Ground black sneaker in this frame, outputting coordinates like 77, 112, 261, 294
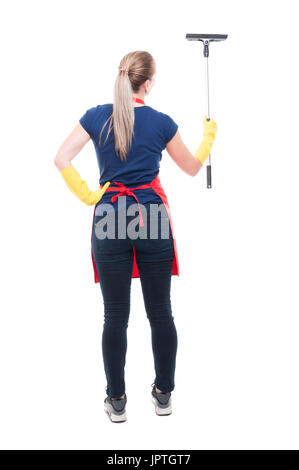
104, 392, 127, 423
151, 383, 172, 416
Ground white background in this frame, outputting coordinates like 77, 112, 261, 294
0, 0, 298, 450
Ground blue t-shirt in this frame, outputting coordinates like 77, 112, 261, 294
79, 103, 178, 209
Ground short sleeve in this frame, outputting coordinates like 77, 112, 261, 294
79, 106, 99, 139
163, 114, 178, 145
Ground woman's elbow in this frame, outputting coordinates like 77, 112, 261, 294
53, 156, 63, 170
190, 168, 199, 177
54, 153, 69, 171
189, 160, 202, 176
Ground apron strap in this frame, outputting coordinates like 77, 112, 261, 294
105, 181, 149, 227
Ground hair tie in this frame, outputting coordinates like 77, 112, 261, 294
119, 66, 129, 74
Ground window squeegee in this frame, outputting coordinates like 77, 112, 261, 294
186, 34, 228, 188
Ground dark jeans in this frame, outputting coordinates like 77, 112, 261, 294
92, 199, 178, 398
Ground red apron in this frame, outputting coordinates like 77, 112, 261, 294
91, 172, 179, 282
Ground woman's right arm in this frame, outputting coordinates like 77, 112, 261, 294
166, 117, 217, 176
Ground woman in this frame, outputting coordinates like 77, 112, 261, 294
54, 50, 217, 423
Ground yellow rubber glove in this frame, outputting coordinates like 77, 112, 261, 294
193, 116, 217, 165
60, 164, 110, 205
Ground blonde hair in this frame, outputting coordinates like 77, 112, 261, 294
99, 51, 156, 161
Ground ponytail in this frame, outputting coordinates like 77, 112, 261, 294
99, 51, 155, 161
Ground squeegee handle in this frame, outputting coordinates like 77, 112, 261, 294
207, 163, 212, 188
205, 117, 212, 188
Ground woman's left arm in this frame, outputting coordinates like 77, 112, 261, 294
54, 123, 110, 205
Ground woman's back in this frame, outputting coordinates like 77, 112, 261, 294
79, 103, 178, 206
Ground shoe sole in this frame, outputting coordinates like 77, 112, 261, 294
104, 403, 127, 423
151, 395, 172, 416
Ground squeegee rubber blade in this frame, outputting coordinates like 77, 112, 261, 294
186, 34, 227, 41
